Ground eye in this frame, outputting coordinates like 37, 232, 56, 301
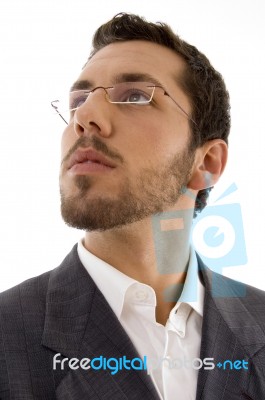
121, 89, 151, 103
69, 91, 89, 110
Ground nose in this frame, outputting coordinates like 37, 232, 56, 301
73, 88, 112, 138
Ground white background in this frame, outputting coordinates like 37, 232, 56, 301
0, 0, 264, 292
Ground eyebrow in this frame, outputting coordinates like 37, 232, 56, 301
69, 72, 164, 92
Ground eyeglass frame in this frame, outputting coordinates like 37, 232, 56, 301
51, 81, 198, 127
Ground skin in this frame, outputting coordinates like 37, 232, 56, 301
60, 40, 228, 325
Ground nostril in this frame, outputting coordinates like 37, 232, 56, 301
73, 121, 85, 137
89, 121, 101, 130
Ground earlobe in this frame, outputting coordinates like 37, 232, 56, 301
187, 139, 228, 190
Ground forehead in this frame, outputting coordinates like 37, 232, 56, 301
77, 40, 187, 88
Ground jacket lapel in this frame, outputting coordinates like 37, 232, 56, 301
42, 245, 160, 399
42, 245, 265, 399
196, 258, 265, 400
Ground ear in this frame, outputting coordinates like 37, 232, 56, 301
187, 139, 228, 190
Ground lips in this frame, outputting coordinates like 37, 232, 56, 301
67, 148, 117, 171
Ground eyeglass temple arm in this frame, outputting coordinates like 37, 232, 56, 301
162, 91, 198, 127
51, 101, 68, 125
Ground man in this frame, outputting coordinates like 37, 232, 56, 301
0, 12, 264, 400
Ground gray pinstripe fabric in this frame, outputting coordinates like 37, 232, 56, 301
0, 244, 265, 399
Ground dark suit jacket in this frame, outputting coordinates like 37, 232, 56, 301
0, 244, 265, 399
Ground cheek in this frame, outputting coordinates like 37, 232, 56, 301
124, 118, 188, 169
61, 125, 76, 160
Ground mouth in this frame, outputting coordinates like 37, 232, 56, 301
67, 148, 117, 174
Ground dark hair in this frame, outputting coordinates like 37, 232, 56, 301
89, 13, 231, 216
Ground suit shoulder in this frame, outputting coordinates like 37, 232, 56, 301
208, 270, 265, 324
202, 264, 265, 301
244, 280, 265, 297
222, 272, 265, 301
0, 244, 80, 310
0, 269, 51, 311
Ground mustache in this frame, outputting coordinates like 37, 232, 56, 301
61, 136, 124, 167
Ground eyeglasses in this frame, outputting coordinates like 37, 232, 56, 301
51, 81, 197, 126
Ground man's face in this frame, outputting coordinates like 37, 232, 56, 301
60, 40, 195, 231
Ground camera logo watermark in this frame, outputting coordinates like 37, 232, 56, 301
151, 182, 248, 299
192, 184, 247, 272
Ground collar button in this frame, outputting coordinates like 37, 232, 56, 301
135, 290, 148, 301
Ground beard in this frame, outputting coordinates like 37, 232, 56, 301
60, 140, 195, 232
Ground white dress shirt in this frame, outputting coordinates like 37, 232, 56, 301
78, 239, 204, 400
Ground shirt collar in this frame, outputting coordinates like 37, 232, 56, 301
77, 239, 204, 320
175, 247, 204, 317
77, 239, 137, 318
